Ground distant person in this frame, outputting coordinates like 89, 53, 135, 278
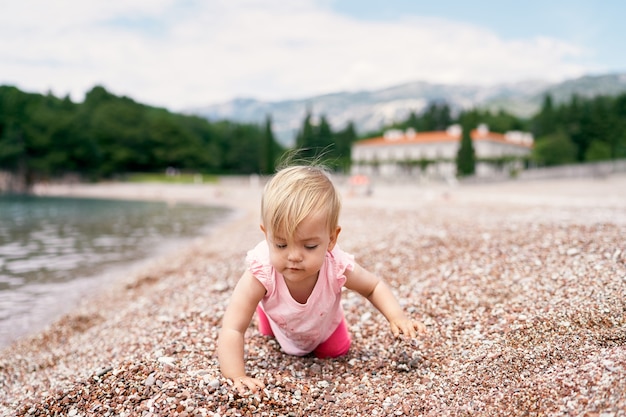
217, 164, 426, 393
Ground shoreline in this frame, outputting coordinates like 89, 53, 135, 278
2, 175, 625, 416
0, 183, 253, 348
31, 179, 264, 210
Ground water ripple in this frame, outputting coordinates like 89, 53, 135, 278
0, 195, 230, 346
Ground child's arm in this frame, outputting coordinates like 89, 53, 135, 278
345, 262, 426, 338
217, 269, 267, 393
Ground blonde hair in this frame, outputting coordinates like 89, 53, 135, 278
261, 165, 341, 239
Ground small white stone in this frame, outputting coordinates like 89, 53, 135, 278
144, 372, 156, 386
157, 356, 176, 366
317, 380, 330, 388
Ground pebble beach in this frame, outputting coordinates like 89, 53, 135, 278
1, 175, 625, 416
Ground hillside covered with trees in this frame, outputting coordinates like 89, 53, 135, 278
0, 85, 284, 189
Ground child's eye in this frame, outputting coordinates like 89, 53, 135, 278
275, 243, 287, 249
305, 245, 319, 250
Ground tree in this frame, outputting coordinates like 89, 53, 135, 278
0, 87, 29, 177
0, 86, 77, 186
295, 110, 316, 160
613, 94, 626, 159
334, 121, 357, 172
585, 140, 611, 161
533, 94, 557, 137
261, 115, 277, 174
405, 111, 419, 130
574, 96, 611, 162
421, 101, 452, 131
532, 131, 577, 166
456, 123, 475, 177
315, 115, 334, 158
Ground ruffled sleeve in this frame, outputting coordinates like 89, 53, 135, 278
327, 244, 355, 292
245, 240, 276, 295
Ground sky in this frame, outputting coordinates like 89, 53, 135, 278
1, 0, 625, 111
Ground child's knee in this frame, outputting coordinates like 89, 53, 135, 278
314, 338, 351, 359
313, 320, 351, 358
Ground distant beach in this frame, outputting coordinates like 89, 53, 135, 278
1, 174, 625, 416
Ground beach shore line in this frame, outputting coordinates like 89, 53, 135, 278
2, 175, 625, 416
26, 173, 626, 226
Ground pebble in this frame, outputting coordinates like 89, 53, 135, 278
144, 373, 157, 386
157, 356, 177, 366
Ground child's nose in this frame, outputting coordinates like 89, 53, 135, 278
287, 249, 302, 262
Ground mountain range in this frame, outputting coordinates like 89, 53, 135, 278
188, 72, 626, 147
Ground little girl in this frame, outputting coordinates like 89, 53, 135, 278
217, 165, 426, 393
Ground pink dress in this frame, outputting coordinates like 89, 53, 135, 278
246, 240, 355, 356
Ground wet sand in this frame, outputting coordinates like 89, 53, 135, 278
1, 175, 625, 416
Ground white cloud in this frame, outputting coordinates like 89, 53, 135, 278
0, 0, 590, 110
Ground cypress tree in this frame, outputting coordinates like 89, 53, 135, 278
296, 110, 316, 160
261, 115, 276, 174
316, 115, 333, 156
533, 94, 557, 137
456, 124, 475, 177
335, 121, 357, 172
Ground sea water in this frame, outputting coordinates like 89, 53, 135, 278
0, 195, 231, 347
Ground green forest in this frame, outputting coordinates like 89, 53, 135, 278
1, 84, 625, 189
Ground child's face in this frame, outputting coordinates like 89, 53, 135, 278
262, 212, 340, 286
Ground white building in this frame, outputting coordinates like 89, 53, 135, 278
351, 124, 534, 180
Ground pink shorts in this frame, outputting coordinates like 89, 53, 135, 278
256, 306, 351, 358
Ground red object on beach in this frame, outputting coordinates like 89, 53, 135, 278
349, 175, 370, 186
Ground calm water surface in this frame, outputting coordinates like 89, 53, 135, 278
0, 195, 231, 347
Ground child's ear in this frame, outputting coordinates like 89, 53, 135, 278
260, 224, 267, 237
328, 226, 341, 251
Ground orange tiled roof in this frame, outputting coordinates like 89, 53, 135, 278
355, 129, 532, 148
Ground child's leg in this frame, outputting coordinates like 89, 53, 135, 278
314, 319, 351, 359
256, 305, 274, 336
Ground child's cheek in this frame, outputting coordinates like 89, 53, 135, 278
269, 251, 284, 270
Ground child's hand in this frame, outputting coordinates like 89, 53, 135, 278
232, 375, 265, 394
390, 318, 427, 338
